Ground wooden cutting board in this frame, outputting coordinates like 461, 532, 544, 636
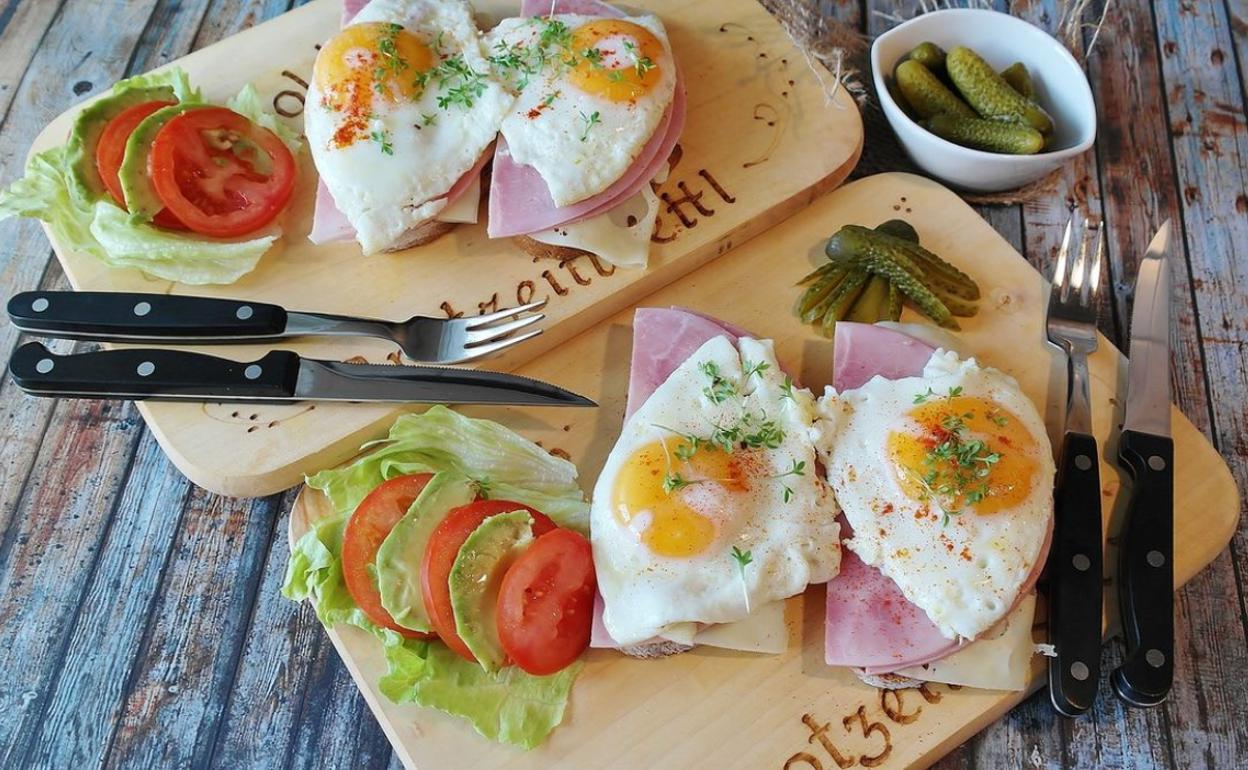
28, 0, 862, 497
289, 172, 1240, 770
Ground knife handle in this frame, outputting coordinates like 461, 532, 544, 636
7, 291, 287, 342
8, 342, 299, 401
1047, 430, 1104, 717
1111, 429, 1174, 707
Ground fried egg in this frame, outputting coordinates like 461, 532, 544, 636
817, 350, 1055, 642
305, 0, 513, 254
591, 336, 842, 646
487, 13, 677, 206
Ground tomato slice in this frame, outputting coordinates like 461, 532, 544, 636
94, 100, 187, 230
421, 500, 558, 662
147, 106, 296, 238
496, 528, 596, 675
341, 474, 435, 639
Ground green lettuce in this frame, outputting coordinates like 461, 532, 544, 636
0, 67, 296, 286
307, 406, 591, 532
283, 408, 589, 749
226, 83, 302, 151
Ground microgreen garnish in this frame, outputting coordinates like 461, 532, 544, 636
699, 361, 736, 404
541, 90, 560, 107
780, 375, 796, 401
731, 546, 753, 612
742, 360, 771, 380
662, 472, 692, 494
415, 55, 488, 110
578, 110, 601, 141
473, 478, 492, 499
370, 127, 394, 155
582, 46, 604, 68
985, 408, 1009, 427
421, 112, 437, 126
770, 459, 807, 503
914, 403, 1003, 525
372, 23, 409, 94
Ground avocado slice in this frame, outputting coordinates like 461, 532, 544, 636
450, 510, 535, 673
375, 473, 477, 633
65, 85, 177, 198
118, 102, 210, 223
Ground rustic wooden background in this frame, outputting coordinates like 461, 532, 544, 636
0, 0, 1243, 768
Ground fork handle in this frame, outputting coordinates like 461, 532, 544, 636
8, 291, 288, 343
1047, 430, 1105, 717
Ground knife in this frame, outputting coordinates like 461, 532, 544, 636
1111, 220, 1175, 708
8, 342, 596, 407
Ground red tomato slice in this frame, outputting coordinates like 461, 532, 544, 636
94, 99, 187, 230
341, 474, 435, 639
147, 106, 296, 238
421, 500, 557, 662
496, 528, 596, 675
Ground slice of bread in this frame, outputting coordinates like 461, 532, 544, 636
855, 670, 924, 690
512, 234, 592, 261
619, 639, 694, 659
383, 219, 457, 252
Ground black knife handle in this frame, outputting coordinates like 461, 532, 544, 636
1047, 430, 1105, 717
7, 291, 287, 342
9, 342, 299, 401
1112, 429, 1174, 708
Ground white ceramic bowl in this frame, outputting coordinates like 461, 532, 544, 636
871, 8, 1096, 192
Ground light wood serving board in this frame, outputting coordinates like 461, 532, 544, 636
29, 0, 863, 497
289, 172, 1239, 770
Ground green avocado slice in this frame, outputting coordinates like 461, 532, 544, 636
450, 510, 535, 673
375, 472, 477, 633
65, 85, 176, 199
118, 102, 211, 223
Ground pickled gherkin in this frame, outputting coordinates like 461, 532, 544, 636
894, 59, 977, 120
1000, 61, 1035, 99
905, 42, 947, 73
923, 113, 1044, 155
945, 46, 1053, 133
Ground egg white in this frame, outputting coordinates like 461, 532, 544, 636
488, 13, 677, 207
592, 336, 841, 647
305, 0, 513, 254
817, 350, 1055, 642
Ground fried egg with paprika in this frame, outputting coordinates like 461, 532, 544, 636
591, 336, 842, 647
305, 0, 513, 254
818, 350, 1055, 642
487, 12, 677, 206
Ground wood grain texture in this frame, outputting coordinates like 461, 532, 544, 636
0, 1, 1245, 769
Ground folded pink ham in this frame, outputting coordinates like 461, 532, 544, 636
487, 0, 687, 238
824, 322, 1052, 673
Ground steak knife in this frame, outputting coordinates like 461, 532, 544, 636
8, 342, 596, 407
1112, 221, 1175, 707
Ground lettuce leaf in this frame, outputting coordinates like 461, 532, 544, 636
0, 67, 293, 286
226, 83, 302, 151
283, 483, 580, 749
306, 405, 591, 532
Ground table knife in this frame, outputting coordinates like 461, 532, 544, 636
8, 342, 596, 407
1112, 221, 1175, 708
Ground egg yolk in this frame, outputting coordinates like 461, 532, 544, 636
887, 396, 1038, 515
567, 20, 664, 103
611, 440, 746, 557
314, 22, 435, 147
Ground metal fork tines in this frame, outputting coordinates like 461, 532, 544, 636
285, 298, 548, 365
1046, 217, 1105, 433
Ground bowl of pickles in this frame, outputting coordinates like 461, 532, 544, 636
871, 8, 1096, 192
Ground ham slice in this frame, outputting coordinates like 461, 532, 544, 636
488, 1, 686, 238
342, 0, 368, 25
824, 322, 1053, 672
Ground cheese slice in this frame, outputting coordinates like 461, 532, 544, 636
435, 173, 482, 224
694, 599, 789, 654
894, 592, 1038, 691
528, 167, 666, 269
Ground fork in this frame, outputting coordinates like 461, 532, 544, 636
1044, 216, 1106, 717
7, 291, 547, 365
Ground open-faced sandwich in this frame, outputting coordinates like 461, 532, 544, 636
306, 0, 684, 267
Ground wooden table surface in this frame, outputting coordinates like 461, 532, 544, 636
0, 1, 1243, 768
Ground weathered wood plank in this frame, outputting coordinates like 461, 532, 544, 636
1150, 3, 1248, 769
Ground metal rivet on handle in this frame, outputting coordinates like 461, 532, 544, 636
31, 297, 49, 312
1070, 661, 1090, 681
1147, 550, 1165, 567
244, 364, 262, 380
236, 305, 254, 320
1073, 553, 1092, 572
1075, 454, 1093, 471
1148, 455, 1166, 471
136, 361, 155, 377
133, 301, 152, 317
1146, 649, 1166, 668
35, 358, 54, 374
